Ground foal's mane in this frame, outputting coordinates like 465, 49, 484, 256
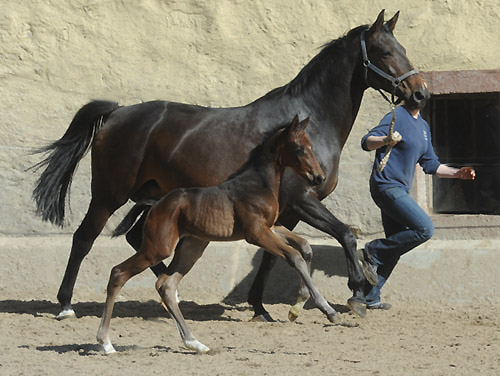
225, 125, 289, 181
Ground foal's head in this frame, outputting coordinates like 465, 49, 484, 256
277, 115, 325, 186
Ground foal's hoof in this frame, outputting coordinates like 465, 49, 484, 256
288, 310, 299, 322
102, 342, 117, 355
347, 297, 367, 318
56, 308, 76, 320
288, 305, 303, 322
249, 312, 275, 322
185, 339, 210, 354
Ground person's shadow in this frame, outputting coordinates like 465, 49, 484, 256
223, 244, 348, 306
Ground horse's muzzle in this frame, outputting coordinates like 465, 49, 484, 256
402, 82, 430, 110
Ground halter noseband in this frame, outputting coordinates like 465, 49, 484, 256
360, 30, 419, 104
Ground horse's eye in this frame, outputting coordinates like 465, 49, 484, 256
383, 51, 392, 58
295, 146, 305, 156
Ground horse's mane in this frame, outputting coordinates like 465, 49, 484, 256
258, 25, 368, 100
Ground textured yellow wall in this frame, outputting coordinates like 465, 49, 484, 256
1, 0, 499, 235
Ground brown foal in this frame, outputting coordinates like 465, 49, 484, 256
96, 115, 340, 354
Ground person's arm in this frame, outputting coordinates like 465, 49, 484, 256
436, 165, 476, 180
363, 132, 402, 151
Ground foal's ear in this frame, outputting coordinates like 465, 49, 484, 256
368, 9, 385, 35
286, 114, 300, 134
385, 11, 399, 32
298, 115, 310, 131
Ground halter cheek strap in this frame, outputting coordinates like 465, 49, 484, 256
360, 30, 419, 105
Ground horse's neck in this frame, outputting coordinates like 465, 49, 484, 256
290, 33, 366, 144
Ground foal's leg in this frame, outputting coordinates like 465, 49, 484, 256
125, 211, 168, 277
248, 215, 298, 322
97, 207, 181, 354
96, 251, 160, 354
249, 227, 340, 324
290, 195, 369, 317
155, 238, 210, 353
272, 225, 312, 322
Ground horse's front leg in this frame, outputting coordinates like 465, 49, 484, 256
290, 194, 370, 318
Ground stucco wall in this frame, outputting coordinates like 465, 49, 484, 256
1, 0, 499, 237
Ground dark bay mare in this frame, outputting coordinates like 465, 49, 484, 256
32, 10, 429, 321
97, 116, 333, 354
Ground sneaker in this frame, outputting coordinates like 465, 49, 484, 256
357, 248, 378, 286
367, 302, 392, 310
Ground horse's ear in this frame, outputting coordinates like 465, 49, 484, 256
385, 11, 399, 32
368, 9, 385, 35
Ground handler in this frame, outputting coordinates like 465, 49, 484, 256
360, 103, 475, 310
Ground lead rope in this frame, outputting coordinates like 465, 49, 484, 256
377, 103, 396, 172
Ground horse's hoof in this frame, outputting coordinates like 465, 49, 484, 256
327, 312, 341, 324
357, 248, 378, 286
347, 297, 367, 318
56, 308, 76, 320
249, 312, 275, 322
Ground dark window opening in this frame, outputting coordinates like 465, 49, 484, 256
423, 92, 500, 214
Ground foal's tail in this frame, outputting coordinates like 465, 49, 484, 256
31, 100, 120, 227
112, 200, 157, 237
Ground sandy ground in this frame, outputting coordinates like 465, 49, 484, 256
0, 293, 499, 376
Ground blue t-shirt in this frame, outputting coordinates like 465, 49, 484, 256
361, 106, 441, 194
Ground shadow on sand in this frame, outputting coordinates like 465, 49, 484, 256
223, 244, 349, 306
1, 244, 351, 320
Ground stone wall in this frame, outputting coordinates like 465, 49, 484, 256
1, 0, 499, 237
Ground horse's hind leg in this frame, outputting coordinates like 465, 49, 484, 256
155, 237, 210, 353
272, 225, 312, 322
56, 199, 121, 319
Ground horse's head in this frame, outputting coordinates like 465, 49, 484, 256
279, 115, 325, 186
362, 10, 429, 109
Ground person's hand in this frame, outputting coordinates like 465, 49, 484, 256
383, 131, 402, 147
457, 166, 475, 180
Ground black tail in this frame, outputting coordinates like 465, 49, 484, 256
112, 200, 157, 237
31, 100, 120, 227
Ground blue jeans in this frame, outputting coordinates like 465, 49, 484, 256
365, 186, 434, 306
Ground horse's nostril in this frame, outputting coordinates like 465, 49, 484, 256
414, 91, 424, 101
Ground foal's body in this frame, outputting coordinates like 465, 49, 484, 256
97, 116, 335, 354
